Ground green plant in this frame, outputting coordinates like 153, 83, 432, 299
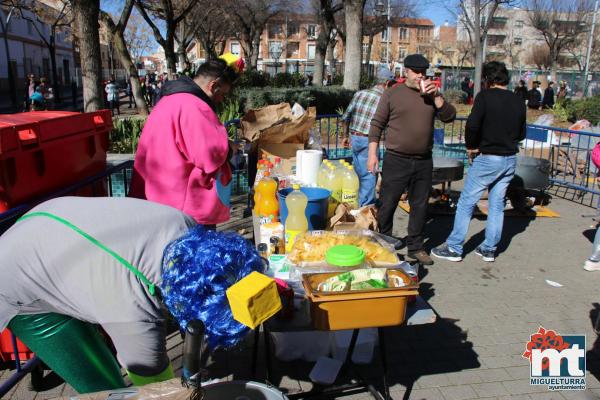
237, 70, 270, 87
443, 89, 466, 105
218, 98, 243, 139
359, 75, 378, 89
552, 100, 571, 123
335, 106, 346, 116
238, 86, 354, 114
110, 116, 146, 154
569, 95, 600, 125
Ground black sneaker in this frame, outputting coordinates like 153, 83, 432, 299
431, 243, 462, 262
475, 246, 495, 262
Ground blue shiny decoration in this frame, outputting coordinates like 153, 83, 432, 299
161, 226, 263, 350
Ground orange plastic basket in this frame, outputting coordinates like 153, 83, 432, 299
302, 269, 419, 331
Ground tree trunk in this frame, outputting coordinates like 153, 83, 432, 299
365, 34, 374, 77
112, 25, 148, 115
250, 32, 261, 70
343, 0, 365, 90
72, 0, 104, 111
177, 44, 188, 70
314, 30, 328, 87
327, 40, 335, 77
0, 14, 17, 109
165, 26, 177, 77
49, 43, 61, 103
473, 0, 482, 96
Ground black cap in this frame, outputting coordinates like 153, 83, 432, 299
403, 54, 430, 70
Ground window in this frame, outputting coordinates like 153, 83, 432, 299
362, 43, 370, 59
27, 20, 33, 35
399, 27, 409, 41
286, 41, 300, 58
287, 22, 299, 37
307, 24, 317, 39
417, 27, 431, 42
381, 27, 390, 41
514, 37, 523, 45
230, 42, 241, 56
515, 20, 524, 28
269, 41, 282, 60
416, 46, 431, 60
307, 44, 316, 60
380, 46, 389, 61
268, 24, 282, 38
398, 47, 407, 60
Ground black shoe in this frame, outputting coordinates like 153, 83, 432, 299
431, 243, 462, 262
407, 250, 434, 265
474, 246, 495, 262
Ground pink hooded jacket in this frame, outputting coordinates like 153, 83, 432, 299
130, 85, 232, 225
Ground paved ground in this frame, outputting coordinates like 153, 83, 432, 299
2, 189, 600, 400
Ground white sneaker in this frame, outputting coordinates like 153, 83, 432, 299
584, 260, 600, 271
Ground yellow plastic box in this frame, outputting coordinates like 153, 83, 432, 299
226, 272, 282, 329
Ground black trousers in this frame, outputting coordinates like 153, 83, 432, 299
377, 152, 432, 252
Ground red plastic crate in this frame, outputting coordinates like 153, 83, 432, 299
0, 329, 34, 362
0, 110, 112, 212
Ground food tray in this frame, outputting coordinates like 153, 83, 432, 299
288, 230, 401, 269
302, 269, 419, 330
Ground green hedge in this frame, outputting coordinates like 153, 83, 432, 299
238, 86, 355, 114
552, 96, 600, 125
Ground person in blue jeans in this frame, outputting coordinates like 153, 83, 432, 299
341, 66, 394, 206
432, 61, 526, 262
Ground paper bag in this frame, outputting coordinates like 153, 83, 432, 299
241, 103, 292, 143
241, 103, 316, 145
330, 204, 378, 231
56, 378, 192, 399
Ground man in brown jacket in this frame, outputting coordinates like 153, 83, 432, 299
367, 54, 456, 265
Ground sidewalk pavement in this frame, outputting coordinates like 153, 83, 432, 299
1, 193, 600, 400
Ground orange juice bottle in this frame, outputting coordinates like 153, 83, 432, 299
284, 184, 308, 253
256, 171, 279, 225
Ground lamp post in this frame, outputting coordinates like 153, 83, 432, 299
375, 0, 391, 68
270, 43, 282, 76
583, 0, 599, 97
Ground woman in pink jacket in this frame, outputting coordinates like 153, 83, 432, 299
130, 58, 241, 227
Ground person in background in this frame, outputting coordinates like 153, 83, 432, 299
126, 79, 135, 108
556, 80, 568, 102
182, 61, 194, 78
130, 55, 244, 228
29, 87, 45, 111
513, 80, 528, 103
341, 66, 394, 207
153, 80, 162, 106
542, 81, 555, 109
367, 54, 456, 265
105, 78, 120, 116
527, 81, 542, 110
24, 74, 38, 111
432, 61, 526, 263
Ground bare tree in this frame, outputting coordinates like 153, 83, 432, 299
124, 10, 154, 61
528, 0, 592, 80
311, 0, 343, 87
362, 0, 415, 75
135, 0, 200, 76
193, 1, 230, 60
221, 0, 283, 70
6, 0, 71, 102
100, 0, 148, 115
72, 0, 103, 111
454, 0, 515, 96
527, 43, 552, 70
175, 16, 195, 68
343, 0, 367, 90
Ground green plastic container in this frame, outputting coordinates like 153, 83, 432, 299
325, 245, 366, 268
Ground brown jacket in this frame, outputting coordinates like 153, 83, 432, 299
368, 84, 456, 157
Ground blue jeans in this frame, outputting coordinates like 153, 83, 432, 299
351, 135, 376, 206
447, 154, 517, 255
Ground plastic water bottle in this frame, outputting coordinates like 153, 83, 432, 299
342, 165, 359, 209
285, 184, 308, 253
